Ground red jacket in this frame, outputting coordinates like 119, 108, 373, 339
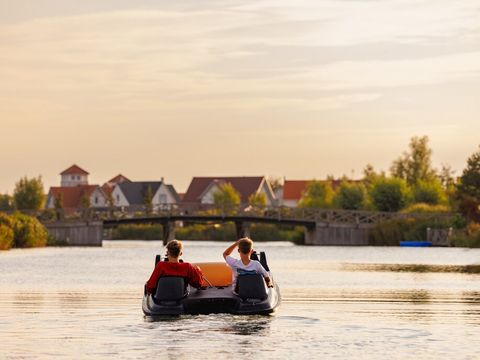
146, 261, 203, 294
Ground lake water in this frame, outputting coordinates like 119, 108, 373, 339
1, 241, 479, 359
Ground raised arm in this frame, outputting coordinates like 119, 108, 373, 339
223, 240, 240, 260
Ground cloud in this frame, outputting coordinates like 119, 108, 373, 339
0, 1, 479, 117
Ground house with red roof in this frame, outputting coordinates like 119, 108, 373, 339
281, 179, 365, 207
46, 165, 108, 213
282, 180, 310, 207
182, 177, 276, 206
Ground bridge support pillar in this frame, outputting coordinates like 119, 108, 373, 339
162, 221, 176, 245
235, 221, 250, 239
304, 226, 316, 245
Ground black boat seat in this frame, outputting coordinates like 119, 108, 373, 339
154, 277, 186, 301
236, 274, 268, 300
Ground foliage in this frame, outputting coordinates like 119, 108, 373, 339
213, 183, 241, 214
369, 216, 458, 246
176, 223, 303, 242
54, 193, 63, 210
298, 180, 333, 209
450, 223, 480, 248
456, 146, 480, 221
143, 185, 153, 215
0, 212, 14, 250
112, 224, 163, 240
248, 192, 267, 209
390, 136, 436, 186
176, 223, 237, 241
369, 177, 410, 212
439, 164, 455, 189
0, 223, 14, 250
412, 179, 447, 205
333, 181, 367, 210
13, 176, 45, 211
0, 194, 13, 211
268, 177, 283, 194
10, 212, 48, 248
0, 212, 48, 248
400, 203, 450, 214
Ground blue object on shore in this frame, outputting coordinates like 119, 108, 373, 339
400, 241, 432, 247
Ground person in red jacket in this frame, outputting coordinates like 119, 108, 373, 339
146, 239, 203, 294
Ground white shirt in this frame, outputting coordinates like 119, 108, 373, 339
225, 255, 269, 288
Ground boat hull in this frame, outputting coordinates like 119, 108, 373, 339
143, 284, 281, 316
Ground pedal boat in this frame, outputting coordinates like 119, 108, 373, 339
142, 252, 281, 316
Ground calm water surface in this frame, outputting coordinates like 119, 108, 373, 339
1, 241, 479, 359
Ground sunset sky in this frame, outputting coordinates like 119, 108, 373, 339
1, 0, 479, 193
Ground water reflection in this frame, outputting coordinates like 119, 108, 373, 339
221, 316, 273, 336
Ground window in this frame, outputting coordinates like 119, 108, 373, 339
71, 175, 74, 180
160, 194, 167, 204
116, 194, 120, 202
94, 197, 98, 204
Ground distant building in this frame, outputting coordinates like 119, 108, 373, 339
182, 177, 276, 206
60, 164, 89, 187
46, 165, 107, 213
111, 180, 179, 209
281, 179, 364, 207
282, 180, 310, 207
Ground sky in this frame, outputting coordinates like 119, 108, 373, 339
1, 0, 479, 193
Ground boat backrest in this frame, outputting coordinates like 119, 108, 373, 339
237, 274, 268, 300
194, 262, 233, 287
154, 277, 186, 301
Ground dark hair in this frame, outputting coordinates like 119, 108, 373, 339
238, 238, 253, 254
166, 240, 183, 258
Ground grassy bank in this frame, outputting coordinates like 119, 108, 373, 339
0, 212, 48, 250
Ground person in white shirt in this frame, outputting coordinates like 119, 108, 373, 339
223, 237, 273, 290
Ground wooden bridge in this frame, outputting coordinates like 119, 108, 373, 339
100, 204, 452, 245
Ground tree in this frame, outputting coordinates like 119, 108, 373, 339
412, 179, 447, 205
369, 177, 411, 212
213, 183, 241, 214
333, 181, 367, 210
13, 176, 45, 211
298, 180, 333, 208
0, 194, 13, 211
54, 193, 64, 220
248, 192, 267, 209
390, 136, 436, 186
268, 177, 283, 194
456, 146, 480, 221
439, 164, 455, 189
143, 185, 153, 215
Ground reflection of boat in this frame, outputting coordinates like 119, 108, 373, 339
142, 252, 281, 316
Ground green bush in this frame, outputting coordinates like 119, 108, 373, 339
0, 223, 14, 250
333, 182, 367, 210
369, 177, 411, 212
400, 203, 450, 214
412, 180, 447, 205
10, 213, 48, 248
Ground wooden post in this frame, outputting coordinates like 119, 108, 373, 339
162, 221, 176, 245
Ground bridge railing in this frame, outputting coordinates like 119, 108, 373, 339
33, 202, 456, 226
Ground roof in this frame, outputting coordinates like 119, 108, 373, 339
182, 177, 265, 203
107, 174, 131, 184
48, 185, 99, 210
283, 180, 310, 200
166, 184, 181, 203
60, 164, 89, 176
117, 181, 163, 205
